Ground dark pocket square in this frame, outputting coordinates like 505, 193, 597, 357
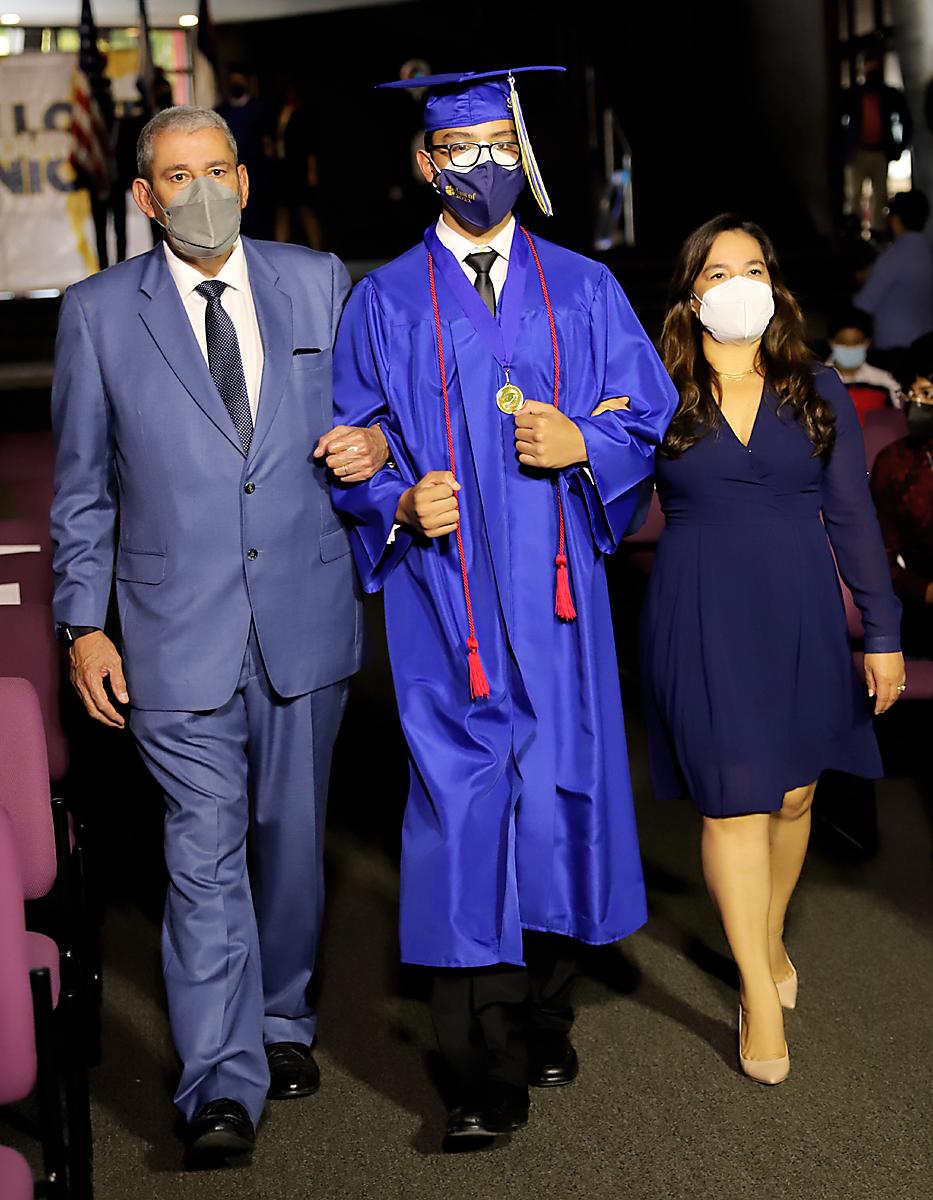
293, 347, 323, 355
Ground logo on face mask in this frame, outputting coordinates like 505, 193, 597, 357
444, 183, 477, 202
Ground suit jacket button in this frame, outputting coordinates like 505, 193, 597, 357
244, 482, 255, 494
247, 548, 258, 560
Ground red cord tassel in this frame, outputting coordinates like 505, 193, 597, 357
554, 553, 577, 621
466, 636, 491, 700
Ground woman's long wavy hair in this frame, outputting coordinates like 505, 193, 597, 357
659, 214, 835, 458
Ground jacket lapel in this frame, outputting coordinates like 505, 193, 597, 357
243, 238, 293, 463
137, 244, 245, 455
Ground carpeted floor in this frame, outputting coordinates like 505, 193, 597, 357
5, 613, 933, 1200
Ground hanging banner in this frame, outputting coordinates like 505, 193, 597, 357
0, 53, 98, 294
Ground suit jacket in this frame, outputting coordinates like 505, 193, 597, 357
50, 237, 362, 711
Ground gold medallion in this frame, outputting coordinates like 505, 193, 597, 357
496, 382, 524, 414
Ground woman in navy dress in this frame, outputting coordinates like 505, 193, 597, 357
642, 216, 905, 1084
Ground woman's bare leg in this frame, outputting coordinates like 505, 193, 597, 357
767, 782, 817, 980
701, 812, 785, 1061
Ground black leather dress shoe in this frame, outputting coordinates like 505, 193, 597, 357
528, 1032, 579, 1088
187, 1099, 255, 1159
445, 1095, 494, 1141
481, 1081, 530, 1133
266, 1042, 321, 1100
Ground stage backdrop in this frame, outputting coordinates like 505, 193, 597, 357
0, 53, 97, 295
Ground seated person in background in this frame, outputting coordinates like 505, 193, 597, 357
854, 190, 933, 381
870, 338, 933, 657
826, 305, 903, 422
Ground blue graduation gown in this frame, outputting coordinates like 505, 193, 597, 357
332, 226, 678, 968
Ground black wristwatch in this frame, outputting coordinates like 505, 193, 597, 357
56, 623, 100, 646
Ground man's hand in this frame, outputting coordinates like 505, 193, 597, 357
69, 631, 128, 728
314, 424, 390, 483
514, 401, 587, 470
396, 471, 461, 538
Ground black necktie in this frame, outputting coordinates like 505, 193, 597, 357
195, 279, 253, 452
464, 250, 498, 316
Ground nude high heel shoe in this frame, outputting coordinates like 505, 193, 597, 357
775, 961, 798, 1010
738, 1005, 790, 1086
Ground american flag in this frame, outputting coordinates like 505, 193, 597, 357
69, 0, 114, 200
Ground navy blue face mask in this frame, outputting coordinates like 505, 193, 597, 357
432, 159, 526, 232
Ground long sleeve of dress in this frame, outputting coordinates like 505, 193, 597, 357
818, 367, 902, 653
571, 269, 679, 553
331, 279, 417, 593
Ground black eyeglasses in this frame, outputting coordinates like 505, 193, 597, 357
428, 140, 521, 170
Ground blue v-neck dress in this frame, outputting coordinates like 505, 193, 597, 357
641, 365, 902, 817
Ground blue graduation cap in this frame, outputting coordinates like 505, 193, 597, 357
376, 66, 566, 216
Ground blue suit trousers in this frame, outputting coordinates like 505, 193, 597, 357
131, 627, 348, 1126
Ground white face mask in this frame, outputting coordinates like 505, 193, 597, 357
694, 275, 775, 345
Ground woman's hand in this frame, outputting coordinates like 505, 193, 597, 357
863, 651, 907, 715
591, 395, 630, 416
314, 424, 389, 482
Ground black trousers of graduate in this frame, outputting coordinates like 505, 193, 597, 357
431, 932, 577, 1091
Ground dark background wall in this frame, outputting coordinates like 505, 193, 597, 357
214, 0, 842, 262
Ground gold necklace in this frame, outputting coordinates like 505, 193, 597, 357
716, 366, 759, 382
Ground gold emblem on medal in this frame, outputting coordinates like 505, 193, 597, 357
496, 382, 524, 414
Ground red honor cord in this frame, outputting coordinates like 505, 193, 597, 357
427, 229, 576, 702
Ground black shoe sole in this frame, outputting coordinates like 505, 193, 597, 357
187, 1129, 254, 1158
445, 1124, 497, 1139
483, 1113, 529, 1133
529, 1072, 578, 1088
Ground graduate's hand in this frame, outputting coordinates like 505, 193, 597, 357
396, 471, 461, 538
314, 424, 389, 482
69, 631, 128, 729
514, 401, 588, 470
591, 395, 630, 416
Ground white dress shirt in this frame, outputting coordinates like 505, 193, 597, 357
434, 214, 515, 303
162, 239, 264, 423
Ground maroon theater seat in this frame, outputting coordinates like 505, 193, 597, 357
0, 604, 68, 781
0, 431, 56, 483
0, 517, 54, 604
0, 808, 64, 1194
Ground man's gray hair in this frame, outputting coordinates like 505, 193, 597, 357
136, 105, 238, 181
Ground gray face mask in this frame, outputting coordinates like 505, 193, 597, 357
150, 175, 242, 260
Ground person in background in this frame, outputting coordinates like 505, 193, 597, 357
152, 66, 175, 112
854, 190, 933, 380
270, 82, 322, 250
643, 215, 904, 1088
870, 336, 933, 658
216, 64, 270, 239
843, 44, 913, 233
825, 306, 903, 422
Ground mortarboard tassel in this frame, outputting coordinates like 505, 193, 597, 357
509, 72, 554, 217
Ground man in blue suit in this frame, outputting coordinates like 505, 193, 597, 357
50, 106, 384, 1160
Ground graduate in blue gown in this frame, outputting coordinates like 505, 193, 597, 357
327, 66, 677, 1139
